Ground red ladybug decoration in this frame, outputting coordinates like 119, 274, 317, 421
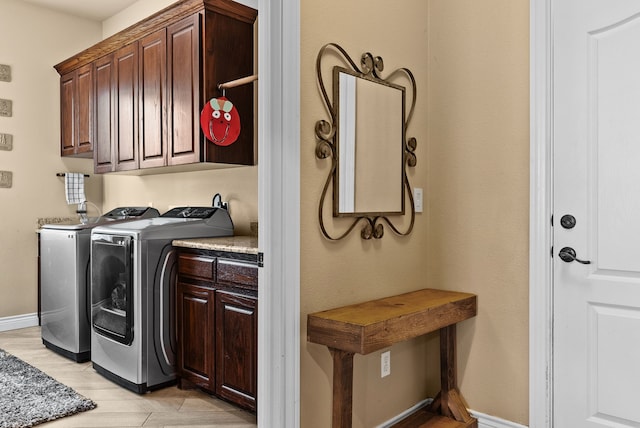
200, 97, 241, 146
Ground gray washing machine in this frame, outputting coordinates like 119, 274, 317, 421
40, 207, 160, 362
90, 206, 233, 393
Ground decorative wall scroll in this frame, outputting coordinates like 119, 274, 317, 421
0, 65, 13, 188
0, 133, 12, 151
0, 171, 12, 188
0, 65, 10, 82
0, 99, 12, 117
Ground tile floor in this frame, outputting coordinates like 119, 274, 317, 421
0, 326, 257, 427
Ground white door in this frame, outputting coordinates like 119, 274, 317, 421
554, 1, 640, 426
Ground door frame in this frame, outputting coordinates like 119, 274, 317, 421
530, 0, 554, 426
257, 0, 301, 427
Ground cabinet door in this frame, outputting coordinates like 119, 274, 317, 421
177, 282, 215, 391
60, 64, 93, 157
167, 14, 201, 166
60, 71, 75, 156
94, 55, 115, 173
75, 63, 93, 155
215, 290, 257, 411
114, 43, 139, 171
139, 29, 167, 169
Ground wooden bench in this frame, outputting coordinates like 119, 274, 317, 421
307, 288, 478, 428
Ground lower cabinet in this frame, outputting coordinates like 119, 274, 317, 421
176, 283, 215, 391
215, 290, 257, 411
176, 249, 258, 412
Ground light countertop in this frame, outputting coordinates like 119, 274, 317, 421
172, 236, 258, 255
36, 217, 78, 230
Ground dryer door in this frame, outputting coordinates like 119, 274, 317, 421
91, 234, 134, 345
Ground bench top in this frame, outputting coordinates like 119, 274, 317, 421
307, 288, 477, 354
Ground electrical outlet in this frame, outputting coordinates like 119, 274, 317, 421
414, 188, 423, 213
381, 350, 391, 378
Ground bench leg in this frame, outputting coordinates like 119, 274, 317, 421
330, 348, 354, 428
427, 324, 475, 424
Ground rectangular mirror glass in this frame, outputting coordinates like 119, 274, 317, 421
334, 67, 405, 216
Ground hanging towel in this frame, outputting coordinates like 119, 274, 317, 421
64, 173, 86, 204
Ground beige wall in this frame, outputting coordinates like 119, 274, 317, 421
0, 0, 102, 317
300, 0, 529, 426
102, 166, 258, 235
102, 0, 180, 38
427, 1, 530, 422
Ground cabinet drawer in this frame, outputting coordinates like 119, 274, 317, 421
178, 254, 214, 280
217, 259, 257, 289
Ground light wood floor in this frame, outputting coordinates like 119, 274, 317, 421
0, 326, 257, 428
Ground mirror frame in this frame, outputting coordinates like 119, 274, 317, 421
315, 43, 417, 240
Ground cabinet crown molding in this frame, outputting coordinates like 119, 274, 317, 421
54, 0, 257, 76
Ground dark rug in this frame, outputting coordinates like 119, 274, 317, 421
0, 348, 96, 427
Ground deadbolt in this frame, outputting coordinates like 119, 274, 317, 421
560, 214, 576, 229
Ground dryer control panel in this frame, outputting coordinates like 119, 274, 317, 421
161, 207, 219, 219
103, 206, 160, 220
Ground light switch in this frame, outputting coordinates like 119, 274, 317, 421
414, 188, 423, 213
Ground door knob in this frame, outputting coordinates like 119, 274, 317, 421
558, 247, 591, 264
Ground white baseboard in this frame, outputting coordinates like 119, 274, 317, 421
378, 399, 528, 428
0, 313, 39, 332
471, 409, 528, 428
377, 398, 433, 427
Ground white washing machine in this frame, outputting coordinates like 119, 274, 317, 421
90, 206, 233, 392
39, 207, 160, 362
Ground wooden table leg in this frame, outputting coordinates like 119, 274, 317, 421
427, 324, 476, 425
329, 348, 354, 428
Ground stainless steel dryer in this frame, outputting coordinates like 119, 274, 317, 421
90, 207, 233, 393
39, 207, 160, 362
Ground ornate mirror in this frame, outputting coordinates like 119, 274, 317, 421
315, 43, 417, 240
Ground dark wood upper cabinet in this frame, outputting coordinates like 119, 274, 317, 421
60, 73, 75, 156
76, 65, 94, 155
60, 63, 93, 157
94, 55, 115, 173
54, 0, 257, 172
114, 43, 139, 171
167, 14, 201, 166
139, 29, 168, 169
